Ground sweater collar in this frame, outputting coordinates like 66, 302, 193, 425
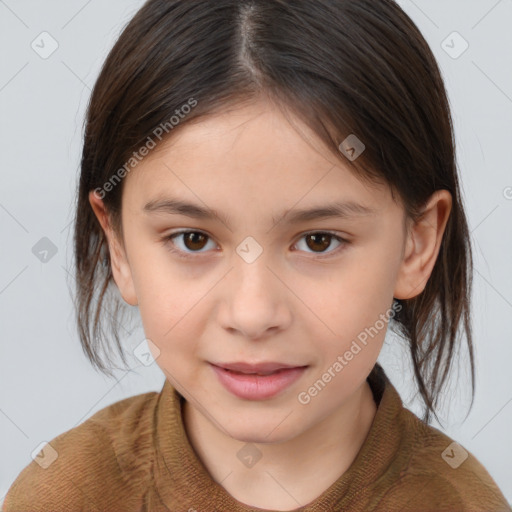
153, 363, 405, 511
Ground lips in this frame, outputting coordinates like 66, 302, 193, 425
212, 361, 306, 375
210, 362, 308, 400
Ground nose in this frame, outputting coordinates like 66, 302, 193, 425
219, 255, 292, 340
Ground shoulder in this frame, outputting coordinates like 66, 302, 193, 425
3, 388, 161, 512
381, 407, 511, 511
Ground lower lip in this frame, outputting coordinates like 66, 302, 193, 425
210, 364, 307, 400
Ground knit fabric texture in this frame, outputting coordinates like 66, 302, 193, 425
3, 363, 511, 511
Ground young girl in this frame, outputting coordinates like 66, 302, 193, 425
4, 0, 510, 510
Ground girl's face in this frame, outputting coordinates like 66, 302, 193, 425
90, 99, 443, 443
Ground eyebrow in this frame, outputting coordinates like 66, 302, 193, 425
143, 197, 378, 227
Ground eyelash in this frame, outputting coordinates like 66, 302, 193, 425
161, 230, 350, 261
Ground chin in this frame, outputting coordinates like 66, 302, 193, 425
226, 420, 298, 445
232, 431, 288, 445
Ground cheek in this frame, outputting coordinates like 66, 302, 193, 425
310, 259, 396, 334
125, 236, 197, 320
137, 285, 205, 343
130, 260, 210, 351
137, 285, 206, 382
301, 249, 399, 373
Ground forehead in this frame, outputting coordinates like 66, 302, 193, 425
122, 100, 393, 216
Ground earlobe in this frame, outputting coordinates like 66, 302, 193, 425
393, 190, 452, 300
88, 191, 138, 306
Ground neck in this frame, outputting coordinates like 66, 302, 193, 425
182, 380, 377, 510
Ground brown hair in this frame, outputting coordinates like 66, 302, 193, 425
72, 0, 474, 425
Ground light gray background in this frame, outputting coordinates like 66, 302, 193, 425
1, 0, 511, 506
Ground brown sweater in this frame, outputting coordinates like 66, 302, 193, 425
3, 364, 510, 511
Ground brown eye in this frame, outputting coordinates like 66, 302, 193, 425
164, 230, 347, 260
305, 233, 332, 252
165, 231, 216, 257
182, 232, 209, 251
294, 231, 347, 256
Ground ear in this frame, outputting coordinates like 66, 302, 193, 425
394, 190, 452, 300
88, 191, 138, 306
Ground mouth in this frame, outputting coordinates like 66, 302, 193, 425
209, 362, 309, 400
212, 361, 307, 374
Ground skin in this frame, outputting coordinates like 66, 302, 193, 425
89, 99, 451, 510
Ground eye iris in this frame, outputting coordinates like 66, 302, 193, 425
306, 233, 331, 252
178, 233, 335, 253
184, 232, 208, 251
